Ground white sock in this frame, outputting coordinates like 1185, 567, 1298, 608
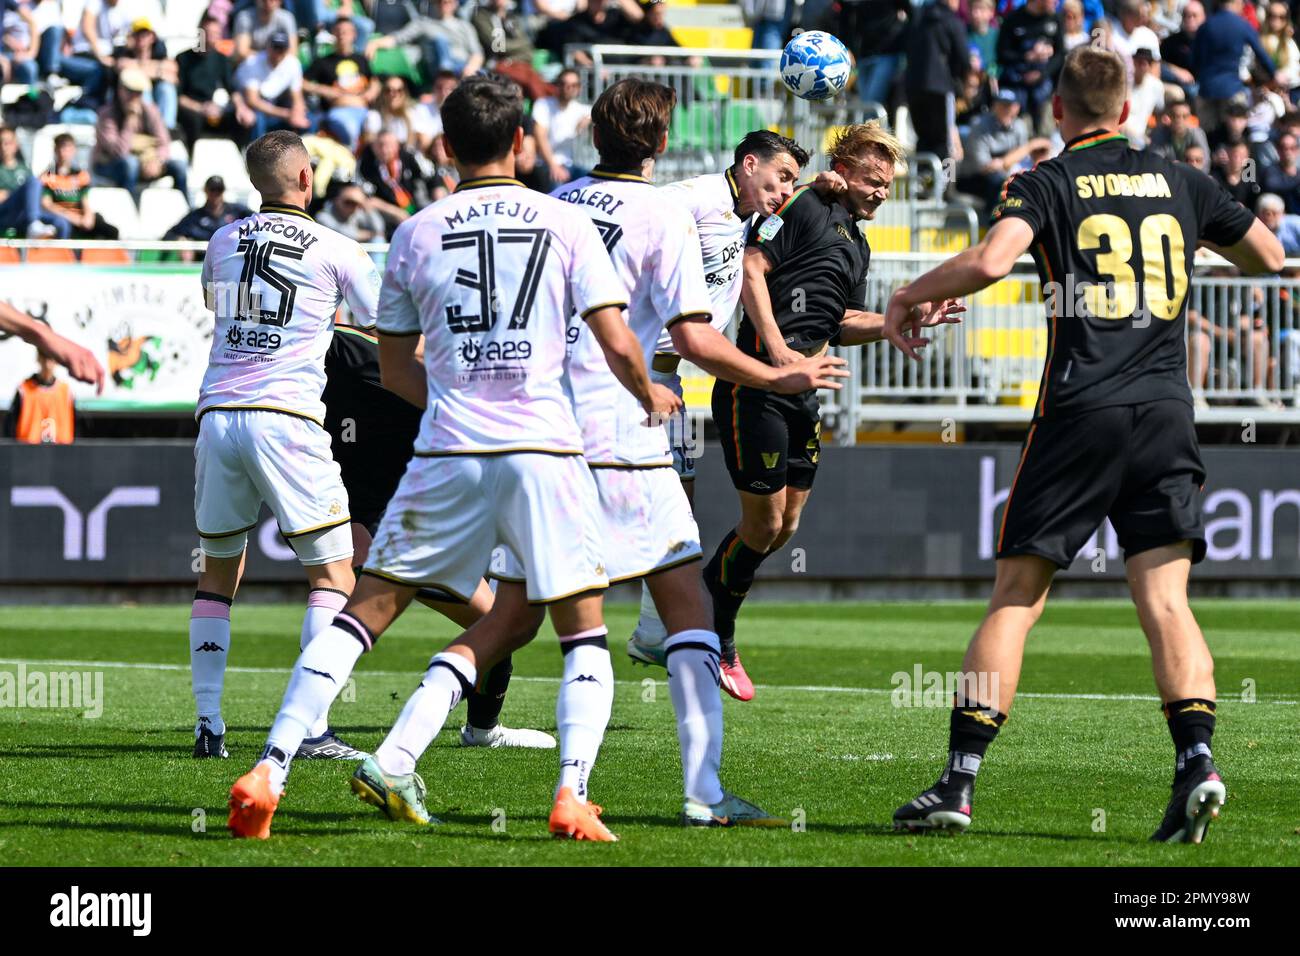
634, 583, 667, 645
301, 588, 349, 737
375, 652, 476, 776
190, 595, 232, 737
261, 614, 368, 792
665, 629, 725, 805
556, 634, 614, 802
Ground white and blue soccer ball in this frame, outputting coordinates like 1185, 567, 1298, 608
779, 31, 852, 101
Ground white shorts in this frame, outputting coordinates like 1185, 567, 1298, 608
195, 409, 352, 565
367, 452, 608, 604
651, 367, 696, 480
495, 464, 702, 585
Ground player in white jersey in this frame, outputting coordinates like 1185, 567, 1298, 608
228, 76, 677, 841
634, 130, 842, 698
190, 131, 382, 762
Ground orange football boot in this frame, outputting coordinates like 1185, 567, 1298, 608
548, 787, 618, 842
228, 763, 281, 839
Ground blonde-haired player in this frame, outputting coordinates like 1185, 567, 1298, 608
191, 130, 381, 760
698, 121, 962, 698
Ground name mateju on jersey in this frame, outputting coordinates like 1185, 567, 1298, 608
377, 178, 628, 456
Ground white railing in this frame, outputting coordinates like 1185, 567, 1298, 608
567, 45, 887, 182
4, 242, 1296, 430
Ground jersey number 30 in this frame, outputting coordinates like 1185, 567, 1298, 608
1076, 213, 1188, 320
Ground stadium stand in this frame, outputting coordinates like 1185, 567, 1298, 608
2, 0, 1300, 434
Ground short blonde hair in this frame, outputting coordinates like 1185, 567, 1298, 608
827, 121, 905, 171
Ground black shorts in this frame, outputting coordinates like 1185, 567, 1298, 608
712, 379, 821, 495
325, 419, 412, 530
997, 399, 1207, 568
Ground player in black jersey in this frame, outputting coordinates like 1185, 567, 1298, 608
701, 122, 963, 700
320, 324, 555, 750
885, 47, 1283, 842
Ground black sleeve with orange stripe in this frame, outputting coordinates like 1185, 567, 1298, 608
748, 186, 815, 268
991, 167, 1051, 239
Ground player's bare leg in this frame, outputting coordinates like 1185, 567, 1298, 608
894, 555, 1055, 833
644, 561, 787, 826
228, 572, 413, 838
190, 550, 245, 757
355, 521, 550, 747
1127, 542, 1226, 843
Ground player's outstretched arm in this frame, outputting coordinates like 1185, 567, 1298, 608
0, 301, 105, 392
885, 217, 1034, 360
586, 306, 681, 420
377, 331, 427, 408
1200, 218, 1285, 275
669, 318, 848, 393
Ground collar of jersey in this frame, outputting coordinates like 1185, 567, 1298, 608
724, 166, 742, 213
259, 202, 314, 220
455, 176, 526, 192
1066, 130, 1129, 152
590, 166, 650, 184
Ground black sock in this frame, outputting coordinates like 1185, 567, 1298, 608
1164, 698, 1216, 781
941, 701, 1007, 787
702, 529, 770, 660
466, 655, 513, 731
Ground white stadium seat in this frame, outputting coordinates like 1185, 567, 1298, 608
86, 187, 142, 240
138, 187, 192, 240
191, 139, 253, 205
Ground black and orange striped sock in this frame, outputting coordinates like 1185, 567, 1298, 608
702, 529, 770, 659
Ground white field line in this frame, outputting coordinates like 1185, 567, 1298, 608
1, 658, 1296, 705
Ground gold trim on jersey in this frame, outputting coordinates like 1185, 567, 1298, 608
259, 202, 315, 221
359, 568, 474, 603
580, 300, 628, 319
724, 166, 741, 212
663, 310, 711, 330
527, 583, 609, 606
196, 404, 325, 427
281, 516, 351, 538
455, 177, 526, 191
197, 520, 260, 540
607, 551, 703, 586
587, 461, 675, 470
412, 448, 585, 458
652, 353, 682, 374
590, 167, 651, 184
484, 571, 527, 583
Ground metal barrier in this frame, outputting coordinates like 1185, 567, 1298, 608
837, 252, 1300, 435
567, 45, 886, 180
6, 241, 1297, 431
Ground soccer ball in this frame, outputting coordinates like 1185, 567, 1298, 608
779, 31, 852, 101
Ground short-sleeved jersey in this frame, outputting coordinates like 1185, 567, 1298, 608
377, 177, 628, 456
554, 170, 712, 465
198, 202, 382, 425
741, 186, 870, 358
993, 130, 1256, 417
653, 168, 749, 353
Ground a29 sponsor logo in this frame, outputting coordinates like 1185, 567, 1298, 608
459, 338, 532, 364
225, 326, 283, 350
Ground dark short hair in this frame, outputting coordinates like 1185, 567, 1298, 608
591, 78, 675, 170
733, 129, 809, 169
441, 75, 523, 166
333, 15, 354, 28
245, 130, 309, 192
53, 132, 76, 149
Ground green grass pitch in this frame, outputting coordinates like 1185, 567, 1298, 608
0, 600, 1296, 866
